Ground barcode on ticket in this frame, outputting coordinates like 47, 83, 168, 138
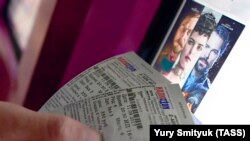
127, 89, 143, 130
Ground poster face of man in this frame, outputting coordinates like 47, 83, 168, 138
195, 31, 224, 73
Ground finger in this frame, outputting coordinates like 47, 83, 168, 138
0, 102, 100, 141
187, 103, 193, 112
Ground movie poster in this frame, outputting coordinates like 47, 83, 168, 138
152, 1, 204, 76
152, 0, 245, 113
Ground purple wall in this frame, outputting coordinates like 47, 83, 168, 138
23, 0, 160, 110
60, 0, 160, 85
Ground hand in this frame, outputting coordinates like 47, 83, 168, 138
182, 92, 189, 98
187, 102, 193, 112
0, 101, 100, 141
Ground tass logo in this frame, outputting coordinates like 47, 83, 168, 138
118, 57, 136, 72
155, 87, 171, 109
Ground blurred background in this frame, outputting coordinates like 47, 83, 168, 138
0, 0, 250, 124
0, 0, 163, 109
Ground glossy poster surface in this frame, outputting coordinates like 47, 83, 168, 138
152, 0, 245, 113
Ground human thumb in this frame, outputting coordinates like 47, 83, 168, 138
0, 101, 100, 141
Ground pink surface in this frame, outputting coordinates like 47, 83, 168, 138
0, 0, 16, 101
0, 21, 18, 101
19, 0, 161, 110
60, 0, 160, 86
